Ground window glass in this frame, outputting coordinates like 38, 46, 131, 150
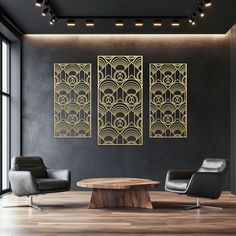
2, 95, 10, 190
1, 38, 10, 192
2, 40, 9, 93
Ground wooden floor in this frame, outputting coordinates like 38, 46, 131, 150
0, 191, 236, 235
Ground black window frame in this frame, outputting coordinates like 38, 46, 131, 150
0, 32, 11, 195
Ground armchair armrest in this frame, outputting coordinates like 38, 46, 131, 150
186, 171, 226, 199
47, 169, 71, 182
9, 170, 39, 196
166, 169, 196, 181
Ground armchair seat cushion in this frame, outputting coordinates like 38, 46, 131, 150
166, 179, 189, 191
36, 178, 69, 191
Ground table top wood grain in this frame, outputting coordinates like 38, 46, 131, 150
77, 178, 160, 190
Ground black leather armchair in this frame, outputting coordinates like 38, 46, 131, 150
9, 156, 71, 210
165, 158, 227, 210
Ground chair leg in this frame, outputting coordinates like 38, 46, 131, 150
29, 196, 42, 211
3, 195, 42, 211
184, 198, 222, 211
184, 205, 201, 210
184, 197, 201, 210
201, 205, 223, 210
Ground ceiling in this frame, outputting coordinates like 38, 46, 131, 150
0, 0, 236, 34
51, 0, 198, 17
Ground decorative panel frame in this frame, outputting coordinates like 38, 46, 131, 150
54, 63, 92, 138
98, 55, 143, 145
149, 63, 187, 138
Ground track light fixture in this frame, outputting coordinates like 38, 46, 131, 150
135, 20, 143, 27
188, 11, 197, 25
50, 15, 57, 24
189, 17, 196, 26
153, 20, 162, 27
67, 20, 76, 27
35, 0, 43, 7
198, 7, 205, 17
204, 0, 212, 7
52, 16, 57, 22
115, 20, 124, 27
187, 0, 211, 26
42, 7, 49, 16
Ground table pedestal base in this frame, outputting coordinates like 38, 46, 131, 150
88, 188, 153, 209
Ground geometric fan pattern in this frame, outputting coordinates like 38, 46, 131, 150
98, 56, 143, 145
54, 63, 92, 138
149, 63, 187, 138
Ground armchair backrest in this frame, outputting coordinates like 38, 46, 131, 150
198, 158, 227, 173
186, 158, 227, 199
11, 156, 47, 179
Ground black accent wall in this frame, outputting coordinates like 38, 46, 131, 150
22, 35, 230, 190
231, 26, 236, 194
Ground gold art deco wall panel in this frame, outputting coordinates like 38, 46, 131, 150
54, 63, 92, 138
98, 56, 143, 145
149, 63, 187, 138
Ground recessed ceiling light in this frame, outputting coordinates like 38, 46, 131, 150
135, 20, 143, 27
67, 20, 76, 27
153, 20, 162, 27
86, 20, 95, 27
115, 20, 124, 27
171, 20, 180, 27
35, 0, 43, 7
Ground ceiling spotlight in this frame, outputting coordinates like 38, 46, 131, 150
192, 20, 196, 26
86, 20, 95, 27
50, 15, 57, 23
171, 20, 180, 27
35, 0, 43, 7
153, 20, 162, 27
204, 0, 212, 7
135, 20, 143, 27
115, 20, 124, 27
188, 17, 193, 23
42, 7, 49, 16
67, 20, 76, 27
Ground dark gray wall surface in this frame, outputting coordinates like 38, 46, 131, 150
11, 41, 21, 158
231, 26, 236, 194
22, 35, 231, 190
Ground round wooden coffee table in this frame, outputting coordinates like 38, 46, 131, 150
77, 178, 160, 209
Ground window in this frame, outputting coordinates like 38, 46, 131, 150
1, 37, 10, 193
